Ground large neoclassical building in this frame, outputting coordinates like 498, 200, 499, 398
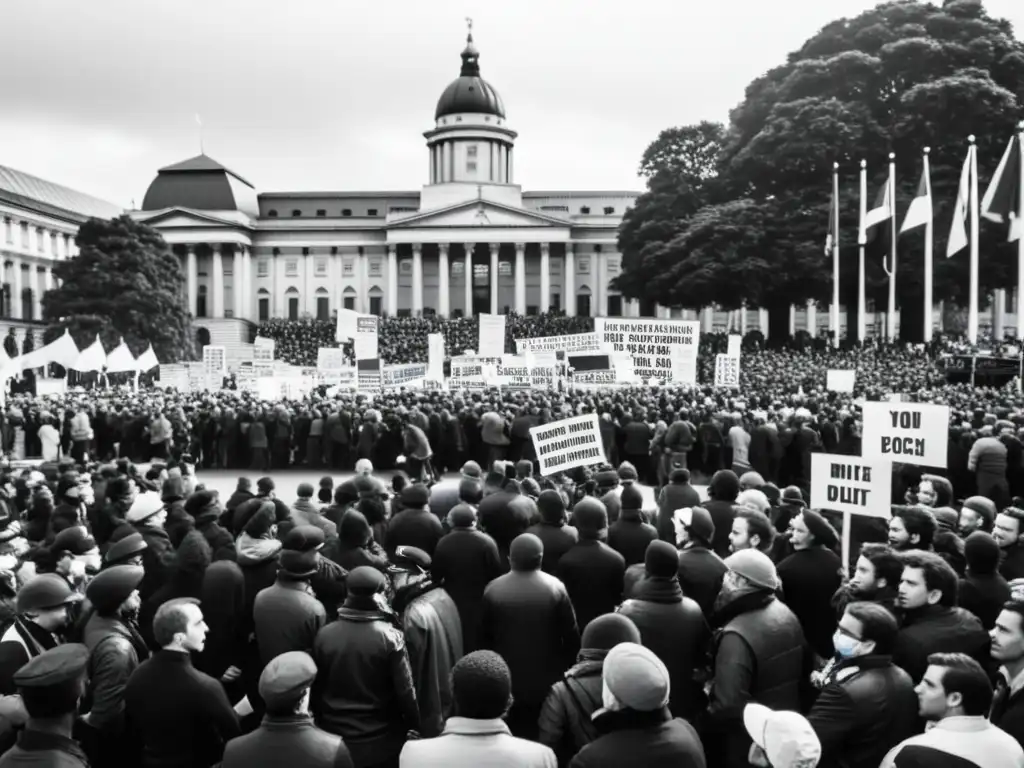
132, 31, 649, 342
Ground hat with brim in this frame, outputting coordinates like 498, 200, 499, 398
126, 492, 165, 524
278, 549, 318, 579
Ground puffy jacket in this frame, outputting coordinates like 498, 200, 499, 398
806, 654, 918, 768
892, 604, 990, 684
537, 651, 605, 765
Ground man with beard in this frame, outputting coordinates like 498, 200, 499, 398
79, 565, 150, 766
887, 506, 937, 553
959, 496, 997, 537
994, 508, 1024, 581
0, 575, 81, 695
832, 543, 902, 619
388, 546, 463, 738
728, 508, 774, 555
915, 475, 954, 512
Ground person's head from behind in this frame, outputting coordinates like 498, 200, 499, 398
834, 602, 898, 660
259, 651, 318, 717
888, 506, 937, 551
897, 551, 958, 611
509, 533, 543, 572
451, 651, 512, 720
15, 643, 91, 723
916, 653, 992, 722
153, 598, 207, 654
849, 543, 902, 599
245, 504, 278, 541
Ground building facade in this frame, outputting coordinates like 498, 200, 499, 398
131, 32, 650, 324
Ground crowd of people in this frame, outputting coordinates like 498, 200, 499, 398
0, 316, 1023, 766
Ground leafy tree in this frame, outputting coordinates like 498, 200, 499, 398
619, 0, 1024, 342
41, 215, 194, 362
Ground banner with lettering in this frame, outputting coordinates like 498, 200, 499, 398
449, 355, 501, 390
810, 454, 892, 518
497, 355, 531, 390
383, 363, 427, 389
593, 318, 700, 383
356, 358, 382, 393
478, 314, 506, 356
516, 332, 603, 355
530, 413, 605, 476
860, 401, 949, 468
354, 316, 379, 361
714, 354, 740, 388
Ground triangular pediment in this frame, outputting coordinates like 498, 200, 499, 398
388, 199, 569, 229
134, 207, 254, 229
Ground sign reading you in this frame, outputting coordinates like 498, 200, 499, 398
530, 413, 604, 476
810, 454, 893, 518
593, 319, 699, 383
860, 401, 950, 468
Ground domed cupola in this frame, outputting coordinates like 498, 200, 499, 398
434, 29, 506, 120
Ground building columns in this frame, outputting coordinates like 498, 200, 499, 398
438, 244, 450, 317
412, 243, 423, 316
211, 245, 224, 318
233, 248, 243, 319
489, 243, 499, 315
564, 245, 576, 317
539, 243, 550, 313
806, 300, 817, 337
186, 248, 198, 317
33, 268, 42, 321
464, 243, 474, 317
12, 261, 22, 320
387, 245, 398, 316
514, 243, 526, 315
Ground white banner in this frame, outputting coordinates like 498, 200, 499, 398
714, 354, 740, 387
827, 369, 856, 393
727, 334, 742, 357
810, 454, 892, 518
516, 332, 603, 355
450, 356, 501, 390
203, 346, 226, 378
478, 314, 506, 356
498, 355, 532, 390
593, 318, 700, 383
530, 414, 605, 476
383, 363, 428, 389
670, 345, 698, 387
317, 348, 349, 372
861, 401, 950, 467
428, 334, 445, 381
354, 316, 379, 361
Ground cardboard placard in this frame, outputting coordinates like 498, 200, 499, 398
810, 454, 892, 518
827, 369, 856, 393
593, 318, 700, 384
530, 413, 605, 476
515, 332, 603, 355
714, 354, 740, 387
861, 401, 949, 468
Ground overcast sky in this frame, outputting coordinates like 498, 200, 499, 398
3, 0, 1022, 208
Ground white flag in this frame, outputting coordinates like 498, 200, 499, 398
947, 145, 973, 257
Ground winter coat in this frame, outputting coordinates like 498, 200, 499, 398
388, 507, 444, 557
655, 482, 701, 545
959, 571, 1010, 630
556, 540, 625, 633
400, 716, 556, 768
526, 521, 578, 576
892, 604, 990, 684
137, 524, 175, 602
607, 510, 658, 567
568, 708, 705, 768
777, 547, 844, 660
431, 527, 503, 653
253, 577, 327, 666
82, 614, 149, 735
219, 714, 354, 768
537, 650, 606, 765
675, 545, 728, 619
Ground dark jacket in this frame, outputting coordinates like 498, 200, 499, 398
480, 569, 580, 707
608, 510, 658, 568
310, 556, 349, 619
617, 577, 708, 720
387, 507, 444, 557
806, 654, 918, 768
777, 547, 844, 660
701, 500, 736, 559
676, 545, 728, 619
892, 604, 990, 683
526, 521, 579, 576
0, 730, 89, 768
1001, 544, 1024, 581
568, 708, 706, 768
124, 649, 241, 768
253, 577, 327, 666
959, 572, 1010, 630
431, 527, 503, 653
655, 482, 702, 545
137, 525, 175, 601
538, 651, 605, 766
82, 613, 150, 734
556, 540, 625, 633
220, 714, 354, 768
990, 673, 1024, 751
311, 602, 419, 768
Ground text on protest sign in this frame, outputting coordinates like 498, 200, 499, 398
810, 454, 892, 518
354, 316, 379, 360
317, 348, 349, 372
478, 313, 506, 355
860, 402, 949, 467
530, 414, 605, 476
515, 332, 603, 355
498, 356, 531, 390
383, 363, 427, 389
593, 318, 700, 382
714, 354, 740, 387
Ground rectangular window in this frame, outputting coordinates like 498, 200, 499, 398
288, 297, 299, 320
499, 261, 512, 276
369, 296, 382, 316
467, 145, 478, 157
257, 260, 269, 277
369, 259, 382, 277
258, 297, 269, 321
466, 161, 477, 173
527, 305, 538, 316
343, 260, 354, 276
397, 308, 411, 318
367, 208, 378, 216
400, 260, 412, 275
317, 297, 330, 320
577, 294, 591, 316
344, 296, 356, 311
316, 258, 327, 276
578, 258, 590, 274
551, 293, 561, 312
36, 229, 44, 252
285, 259, 298, 277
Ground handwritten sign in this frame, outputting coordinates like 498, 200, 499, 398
861, 401, 949, 468
827, 369, 856, 393
354, 316, 379, 360
594, 318, 700, 383
810, 454, 892, 518
530, 414, 605, 476
516, 332, 603, 355
714, 354, 740, 388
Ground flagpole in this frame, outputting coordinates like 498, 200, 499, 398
1017, 123, 1024, 340
923, 147, 934, 343
969, 136, 980, 345
832, 162, 840, 347
858, 160, 867, 343
887, 153, 898, 341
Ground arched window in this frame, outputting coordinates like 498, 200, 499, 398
577, 284, 592, 318
21, 288, 33, 321
367, 286, 383, 317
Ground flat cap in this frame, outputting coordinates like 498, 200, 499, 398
51, 526, 96, 556
391, 545, 431, 571
86, 565, 144, 613
13, 643, 90, 689
258, 651, 317, 710
126, 491, 165, 524
278, 549, 319, 579
801, 510, 839, 550
104, 532, 148, 566
401, 484, 430, 508
347, 565, 386, 596
17, 574, 83, 614
282, 525, 326, 553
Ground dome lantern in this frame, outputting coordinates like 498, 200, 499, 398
434, 23, 505, 121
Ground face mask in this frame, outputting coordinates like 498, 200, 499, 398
833, 632, 861, 659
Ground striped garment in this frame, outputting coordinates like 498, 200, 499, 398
880, 716, 1024, 768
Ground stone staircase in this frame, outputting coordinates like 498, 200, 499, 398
194, 318, 257, 371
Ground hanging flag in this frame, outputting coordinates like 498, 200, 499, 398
981, 134, 1022, 243
824, 184, 837, 256
863, 174, 891, 244
948, 144, 973, 257
900, 168, 932, 233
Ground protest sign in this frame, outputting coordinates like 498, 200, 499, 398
383, 363, 427, 389
336, 308, 360, 342
827, 369, 856, 393
516, 332, 603, 355
727, 334, 742, 358
428, 334, 445, 380
530, 414, 605, 476
861, 401, 949, 467
203, 346, 226, 378
354, 316, 379, 360
478, 314, 506, 355
810, 454, 892, 518
670, 344, 698, 386
449, 355, 501, 390
593, 318, 700, 383
714, 354, 740, 387
356, 358, 382, 393
317, 348, 349, 372
498, 356, 531, 390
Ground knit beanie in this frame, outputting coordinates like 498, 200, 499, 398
458, 478, 483, 505
452, 651, 512, 720
537, 490, 566, 524
581, 613, 641, 651
724, 548, 779, 591
509, 533, 544, 570
448, 504, 477, 529
620, 485, 643, 512
573, 497, 608, 533
964, 531, 1001, 575
801, 509, 839, 550
931, 507, 959, 533
962, 496, 997, 527
617, 462, 639, 483
644, 540, 679, 578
